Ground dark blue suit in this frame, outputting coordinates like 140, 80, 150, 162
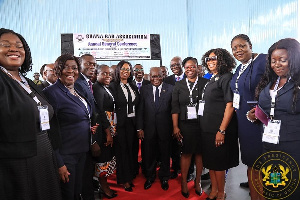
43, 79, 91, 200
137, 83, 173, 181
259, 80, 300, 199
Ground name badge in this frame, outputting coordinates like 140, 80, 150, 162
38, 105, 50, 131
114, 112, 117, 124
198, 100, 205, 116
262, 120, 281, 144
187, 105, 197, 119
233, 92, 240, 109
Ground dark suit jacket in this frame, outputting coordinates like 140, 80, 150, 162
164, 73, 187, 86
37, 80, 50, 90
75, 73, 96, 112
259, 80, 300, 142
43, 79, 92, 167
0, 70, 50, 158
109, 81, 139, 127
171, 76, 208, 121
137, 83, 173, 141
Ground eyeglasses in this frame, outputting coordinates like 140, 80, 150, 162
0, 41, 24, 49
134, 68, 144, 72
184, 65, 196, 70
63, 65, 78, 71
205, 56, 217, 63
84, 62, 96, 67
151, 75, 162, 79
170, 63, 181, 68
231, 44, 247, 52
120, 68, 130, 72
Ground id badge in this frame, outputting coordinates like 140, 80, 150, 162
233, 92, 240, 109
187, 105, 197, 119
198, 100, 205, 116
38, 105, 50, 131
128, 105, 135, 117
113, 112, 117, 124
262, 120, 281, 144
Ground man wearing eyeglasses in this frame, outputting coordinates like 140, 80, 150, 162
38, 63, 57, 89
137, 67, 173, 191
164, 56, 186, 86
133, 64, 150, 92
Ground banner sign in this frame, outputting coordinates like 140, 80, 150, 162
73, 33, 151, 60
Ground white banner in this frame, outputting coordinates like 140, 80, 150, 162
73, 33, 151, 60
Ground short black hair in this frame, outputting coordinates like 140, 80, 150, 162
114, 60, 134, 83
96, 64, 109, 75
40, 64, 47, 76
201, 48, 236, 75
231, 34, 252, 48
54, 54, 81, 77
182, 57, 198, 67
0, 28, 32, 75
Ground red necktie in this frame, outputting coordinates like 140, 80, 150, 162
88, 80, 93, 94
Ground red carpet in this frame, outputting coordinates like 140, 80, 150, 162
107, 170, 209, 200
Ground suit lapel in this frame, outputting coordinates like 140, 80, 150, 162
146, 85, 156, 109
277, 81, 294, 97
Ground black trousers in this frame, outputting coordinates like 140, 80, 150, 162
81, 151, 95, 200
60, 153, 86, 200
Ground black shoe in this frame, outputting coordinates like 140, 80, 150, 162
161, 180, 169, 191
170, 171, 178, 179
206, 197, 216, 200
195, 188, 202, 196
201, 172, 210, 180
124, 186, 133, 192
144, 179, 153, 190
130, 182, 135, 187
181, 191, 190, 198
99, 191, 118, 199
240, 181, 249, 188
187, 173, 195, 182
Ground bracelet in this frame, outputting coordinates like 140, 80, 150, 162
246, 110, 257, 123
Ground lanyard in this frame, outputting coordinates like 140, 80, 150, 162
235, 58, 252, 91
186, 76, 198, 104
0, 66, 41, 105
201, 74, 216, 99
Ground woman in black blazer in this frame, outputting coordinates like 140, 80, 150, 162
0, 28, 61, 200
110, 60, 139, 191
249, 38, 300, 199
172, 57, 208, 198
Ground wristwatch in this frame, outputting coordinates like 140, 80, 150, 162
218, 129, 226, 135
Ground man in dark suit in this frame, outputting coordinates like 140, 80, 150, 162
75, 54, 98, 200
164, 56, 186, 85
38, 63, 57, 90
133, 64, 150, 92
137, 67, 173, 191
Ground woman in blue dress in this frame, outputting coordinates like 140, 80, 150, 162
230, 34, 267, 200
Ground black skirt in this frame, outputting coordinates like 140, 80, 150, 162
0, 132, 61, 200
179, 120, 202, 154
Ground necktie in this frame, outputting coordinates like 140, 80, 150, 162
155, 86, 160, 110
124, 84, 133, 114
137, 82, 142, 91
88, 80, 93, 93
176, 76, 180, 81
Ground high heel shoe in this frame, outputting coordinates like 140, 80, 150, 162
195, 188, 202, 196
206, 197, 216, 200
99, 190, 118, 199
124, 186, 133, 192
181, 191, 190, 198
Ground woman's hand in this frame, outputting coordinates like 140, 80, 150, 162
91, 123, 99, 134
137, 130, 144, 141
58, 165, 70, 183
247, 108, 257, 121
105, 133, 113, 147
215, 132, 225, 147
173, 127, 183, 141
91, 142, 101, 157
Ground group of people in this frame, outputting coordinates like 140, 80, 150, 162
1, 27, 300, 200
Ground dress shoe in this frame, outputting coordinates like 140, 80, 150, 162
201, 172, 210, 180
144, 179, 153, 190
170, 171, 178, 179
124, 186, 133, 192
181, 191, 190, 198
187, 173, 195, 182
240, 181, 249, 188
195, 188, 203, 196
99, 190, 118, 199
161, 180, 169, 190
130, 182, 135, 187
